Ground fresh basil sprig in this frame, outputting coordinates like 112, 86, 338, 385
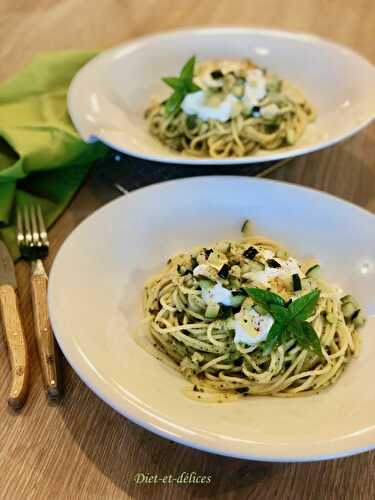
244, 288, 323, 358
162, 55, 201, 115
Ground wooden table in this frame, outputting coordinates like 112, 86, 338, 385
1, 1, 374, 499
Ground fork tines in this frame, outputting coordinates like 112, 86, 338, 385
17, 205, 49, 260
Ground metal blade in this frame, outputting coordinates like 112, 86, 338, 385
0, 240, 17, 289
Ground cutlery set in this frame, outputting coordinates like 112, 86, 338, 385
0, 205, 61, 410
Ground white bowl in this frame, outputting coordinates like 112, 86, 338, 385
68, 27, 375, 165
48, 177, 375, 461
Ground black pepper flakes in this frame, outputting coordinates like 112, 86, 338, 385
211, 69, 224, 79
243, 246, 258, 260
267, 258, 281, 268
234, 357, 243, 366
235, 387, 249, 394
218, 263, 230, 279
351, 309, 361, 320
204, 248, 213, 258
292, 273, 302, 291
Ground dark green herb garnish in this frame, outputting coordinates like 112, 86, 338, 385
204, 248, 213, 258
267, 258, 281, 268
177, 264, 191, 276
251, 105, 260, 114
244, 288, 323, 357
191, 256, 198, 268
233, 357, 243, 366
211, 70, 224, 79
162, 55, 201, 115
292, 273, 302, 291
175, 311, 184, 323
186, 115, 197, 129
218, 264, 230, 279
235, 387, 249, 394
218, 305, 233, 319
265, 123, 278, 133
243, 246, 258, 260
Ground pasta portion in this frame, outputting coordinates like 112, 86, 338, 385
143, 221, 365, 402
145, 56, 315, 158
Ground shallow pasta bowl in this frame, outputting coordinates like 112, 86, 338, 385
68, 27, 375, 165
48, 176, 375, 461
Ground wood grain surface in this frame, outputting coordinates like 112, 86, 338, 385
0, 1, 375, 499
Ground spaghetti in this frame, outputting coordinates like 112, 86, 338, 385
143, 221, 365, 402
145, 57, 315, 158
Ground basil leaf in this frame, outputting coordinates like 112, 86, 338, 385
180, 55, 196, 81
244, 288, 285, 309
280, 328, 290, 344
161, 56, 201, 115
269, 304, 290, 323
288, 319, 323, 358
183, 79, 200, 93
165, 90, 184, 115
301, 321, 324, 358
262, 321, 285, 355
287, 319, 310, 349
179, 77, 198, 94
162, 77, 184, 90
287, 289, 320, 321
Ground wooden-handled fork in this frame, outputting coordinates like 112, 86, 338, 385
17, 205, 62, 401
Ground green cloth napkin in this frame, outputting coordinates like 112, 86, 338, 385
0, 51, 109, 259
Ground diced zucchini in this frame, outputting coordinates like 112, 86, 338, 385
199, 279, 213, 293
306, 264, 320, 279
229, 277, 241, 289
275, 249, 289, 259
216, 240, 231, 253
286, 129, 296, 145
208, 250, 228, 270
248, 260, 265, 272
353, 310, 365, 327
230, 295, 245, 308
230, 265, 241, 278
196, 251, 206, 264
188, 294, 205, 313
205, 302, 220, 319
232, 83, 244, 98
205, 92, 224, 107
341, 294, 358, 306
266, 75, 282, 93
342, 302, 356, 319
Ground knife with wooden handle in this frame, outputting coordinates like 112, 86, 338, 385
0, 241, 29, 410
